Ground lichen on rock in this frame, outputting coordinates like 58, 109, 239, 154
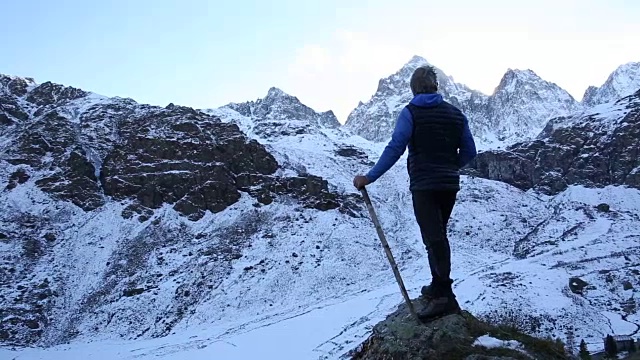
350, 297, 569, 360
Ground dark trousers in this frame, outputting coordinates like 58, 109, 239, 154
412, 190, 458, 295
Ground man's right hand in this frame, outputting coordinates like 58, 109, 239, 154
353, 175, 370, 190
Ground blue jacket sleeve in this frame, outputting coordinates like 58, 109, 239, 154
365, 107, 412, 182
458, 115, 477, 168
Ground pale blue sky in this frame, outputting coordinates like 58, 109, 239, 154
2, 0, 639, 122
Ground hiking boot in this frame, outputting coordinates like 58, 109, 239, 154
421, 283, 438, 299
417, 295, 461, 322
421, 279, 454, 300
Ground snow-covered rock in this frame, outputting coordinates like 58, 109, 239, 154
582, 62, 640, 107
343, 56, 489, 146
203, 87, 340, 140
343, 55, 583, 149
468, 89, 640, 194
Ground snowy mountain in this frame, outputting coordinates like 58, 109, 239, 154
203, 87, 341, 139
343, 56, 487, 145
582, 62, 640, 107
0, 74, 361, 348
468, 89, 640, 195
1, 72, 640, 360
343, 55, 581, 148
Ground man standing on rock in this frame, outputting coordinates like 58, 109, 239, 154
353, 65, 477, 321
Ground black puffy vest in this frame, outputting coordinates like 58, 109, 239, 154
406, 101, 465, 191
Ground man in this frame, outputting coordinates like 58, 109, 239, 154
353, 65, 477, 321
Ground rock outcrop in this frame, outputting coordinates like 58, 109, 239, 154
350, 297, 569, 360
466, 90, 640, 194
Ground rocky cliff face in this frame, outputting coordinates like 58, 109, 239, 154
582, 62, 640, 107
466, 89, 640, 195
343, 56, 581, 148
207, 87, 341, 139
0, 74, 360, 346
485, 69, 580, 144
342, 56, 487, 144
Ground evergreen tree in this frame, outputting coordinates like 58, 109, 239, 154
631, 338, 637, 352
578, 339, 591, 360
566, 329, 576, 355
604, 335, 618, 358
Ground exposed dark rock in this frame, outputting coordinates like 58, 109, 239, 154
623, 280, 634, 290
335, 146, 365, 158
100, 111, 280, 220
122, 288, 146, 297
335, 146, 375, 165
235, 173, 361, 216
25, 81, 87, 106
569, 277, 589, 294
466, 91, 640, 194
3, 76, 356, 221
597, 203, 611, 212
0, 76, 31, 124
0, 101, 29, 123
6, 111, 77, 168
0, 113, 13, 126
0, 275, 55, 347
5, 168, 30, 190
0, 308, 47, 346
350, 297, 568, 360
43, 233, 56, 242
35, 150, 104, 210
0, 76, 31, 97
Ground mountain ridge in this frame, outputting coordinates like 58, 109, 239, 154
342, 56, 598, 147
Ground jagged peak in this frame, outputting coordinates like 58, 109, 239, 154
503, 68, 541, 81
0, 74, 38, 92
406, 55, 429, 67
321, 109, 337, 117
613, 61, 640, 73
265, 86, 289, 99
581, 60, 640, 106
600, 61, 640, 87
396, 55, 431, 74
494, 68, 563, 95
585, 61, 640, 90
582, 85, 599, 100
0, 73, 37, 84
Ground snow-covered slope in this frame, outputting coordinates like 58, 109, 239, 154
343, 55, 581, 149
2, 73, 640, 360
582, 62, 640, 107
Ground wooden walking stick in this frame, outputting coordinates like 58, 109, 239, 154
360, 186, 420, 322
